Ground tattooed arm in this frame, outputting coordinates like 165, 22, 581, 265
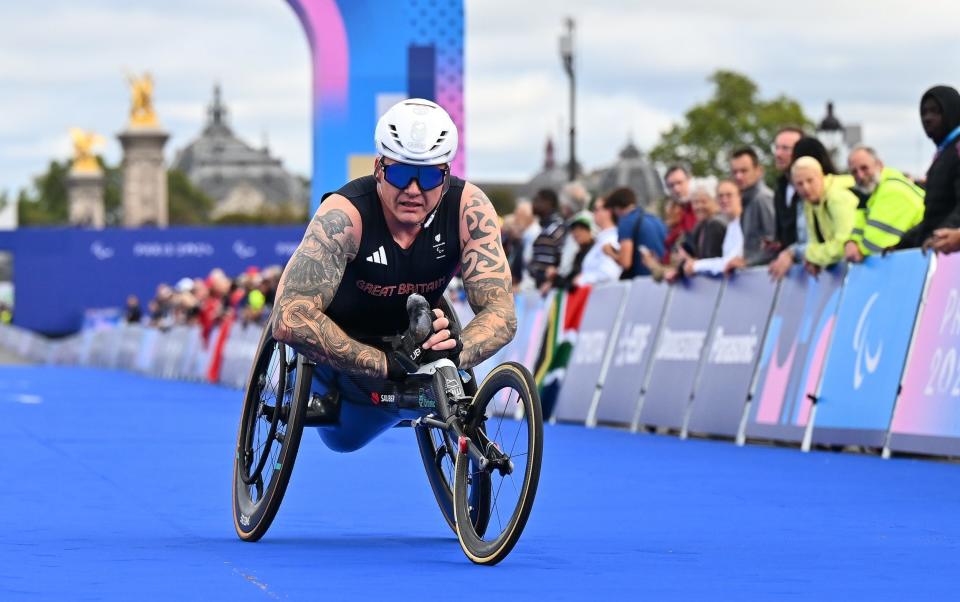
457, 183, 517, 369
270, 195, 388, 379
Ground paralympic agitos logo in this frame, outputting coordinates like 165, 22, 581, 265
853, 292, 884, 390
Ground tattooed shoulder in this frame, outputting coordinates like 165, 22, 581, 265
459, 185, 509, 283
277, 201, 360, 305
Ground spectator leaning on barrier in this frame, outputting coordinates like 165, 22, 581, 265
125, 295, 142, 324
557, 181, 593, 284
769, 137, 848, 279
662, 197, 697, 264
245, 271, 268, 324
728, 146, 776, 268
149, 283, 174, 328
771, 126, 806, 253
928, 228, 960, 253
662, 166, 697, 262
602, 186, 667, 279
844, 146, 925, 262
898, 85, 960, 251
685, 180, 743, 277
790, 156, 859, 276
527, 188, 567, 293
644, 189, 718, 281
554, 212, 595, 289
665, 164, 693, 204
575, 195, 624, 287
686, 187, 727, 261
508, 200, 540, 291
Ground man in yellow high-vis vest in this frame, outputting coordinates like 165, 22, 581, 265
844, 146, 925, 262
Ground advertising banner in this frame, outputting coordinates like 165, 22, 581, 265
456, 290, 548, 391
813, 250, 930, 446
286, 0, 466, 210
593, 278, 670, 426
745, 264, 844, 442
637, 277, 723, 430
888, 253, 960, 455
686, 269, 778, 437
0, 226, 305, 335
553, 282, 628, 424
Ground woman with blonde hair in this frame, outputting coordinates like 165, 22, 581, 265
790, 156, 859, 276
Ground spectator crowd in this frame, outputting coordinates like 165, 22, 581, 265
121, 84, 960, 331
125, 265, 282, 343
501, 84, 960, 294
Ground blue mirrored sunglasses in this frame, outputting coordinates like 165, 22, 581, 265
380, 159, 448, 191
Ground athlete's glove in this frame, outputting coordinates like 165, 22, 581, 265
384, 294, 463, 381
385, 295, 434, 382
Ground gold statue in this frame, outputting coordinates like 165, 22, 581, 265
69, 128, 105, 174
127, 72, 159, 127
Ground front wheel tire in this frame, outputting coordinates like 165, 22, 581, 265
453, 362, 543, 565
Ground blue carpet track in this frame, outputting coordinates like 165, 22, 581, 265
1, 365, 958, 600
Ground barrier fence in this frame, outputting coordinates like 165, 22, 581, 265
2, 248, 958, 459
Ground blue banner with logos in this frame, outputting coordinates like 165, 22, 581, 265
593, 278, 670, 427
745, 265, 844, 442
813, 250, 930, 447
0, 226, 305, 334
686, 269, 778, 438
452, 290, 549, 390
889, 252, 960, 456
553, 282, 628, 424
637, 276, 723, 430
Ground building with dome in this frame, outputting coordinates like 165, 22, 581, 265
586, 138, 664, 209
518, 138, 569, 200
474, 136, 666, 215
171, 85, 308, 218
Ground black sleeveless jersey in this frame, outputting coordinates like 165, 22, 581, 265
321, 175, 464, 339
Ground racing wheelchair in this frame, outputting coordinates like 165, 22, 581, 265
232, 294, 543, 565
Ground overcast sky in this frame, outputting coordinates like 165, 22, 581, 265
2, 0, 959, 197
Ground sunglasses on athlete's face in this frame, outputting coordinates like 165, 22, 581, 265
380, 159, 448, 192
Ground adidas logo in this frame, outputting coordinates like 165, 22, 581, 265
366, 245, 388, 265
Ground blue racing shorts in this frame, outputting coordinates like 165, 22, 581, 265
309, 363, 438, 453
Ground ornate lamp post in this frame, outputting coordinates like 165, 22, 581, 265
559, 17, 577, 182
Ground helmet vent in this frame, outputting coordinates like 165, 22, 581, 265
388, 124, 405, 148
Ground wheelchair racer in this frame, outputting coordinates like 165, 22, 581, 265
270, 98, 516, 452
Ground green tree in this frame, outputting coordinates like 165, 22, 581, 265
213, 202, 309, 225
650, 70, 812, 179
168, 169, 215, 225
17, 159, 71, 225
486, 187, 517, 216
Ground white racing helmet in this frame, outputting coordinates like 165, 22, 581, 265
375, 98, 458, 166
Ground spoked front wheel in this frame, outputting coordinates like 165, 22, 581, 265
232, 329, 312, 541
415, 422, 491, 534
453, 361, 543, 565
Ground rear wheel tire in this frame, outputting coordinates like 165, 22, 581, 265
232, 329, 312, 541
